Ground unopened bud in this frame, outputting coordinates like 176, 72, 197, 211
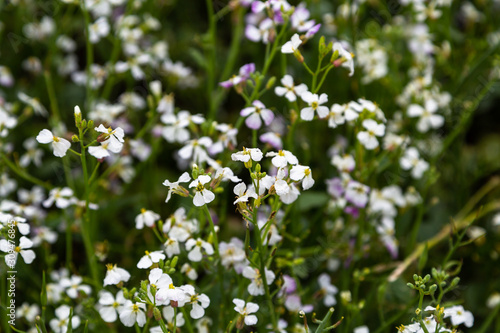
153, 307, 162, 321
72, 135, 79, 142
266, 76, 276, 90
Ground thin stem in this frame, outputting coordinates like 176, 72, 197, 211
80, 1, 94, 111
79, 126, 100, 288
1, 154, 51, 190
252, 207, 278, 330
206, 0, 217, 121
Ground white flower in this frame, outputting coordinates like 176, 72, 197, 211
400, 147, 429, 179
318, 274, 338, 306
233, 298, 259, 326
354, 326, 369, 333
20, 138, 43, 167
161, 110, 204, 143
43, 187, 74, 209
59, 275, 92, 298
88, 138, 121, 159
266, 150, 298, 168
156, 283, 189, 307
137, 250, 166, 269
98, 290, 126, 323
163, 172, 191, 203
16, 303, 40, 323
233, 182, 258, 204
185, 238, 214, 262
189, 175, 215, 207
0, 108, 17, 137
36, 129, 71, 157
49, 305, 80, 333
94, 124, 125, 152
274, 75, 308, 102
118, 300, 146, 327
231, 147, 263, 163
243, 266, 275, 296
281, 33, 302, 54
333, 42, 354, 76
290, 165, 314, 190
345, 181, 370, 208
0, 236, 36, 266
331, 154, 355, 173
148, 268, 173, 297
300, 92, 329, 121
89, 17, 110, 44
357, 119, 385, 150
162, 306, 186, 328
135, 209, 160, 229
181, 263, 198, 280
219, 238, 246, 269
407, 99, 444, 133
328, 104, 346, 128
164, 238, 181, 258
444, 305, 474, 327
103, 264, 131, 286
182, 285, 210, 319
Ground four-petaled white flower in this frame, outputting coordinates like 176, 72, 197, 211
0, 236, 36, 266
400, 147, 429, 179
36, 129, 71, 157
118, 300, 146, 327
240, 100, 274, 130
281, 33, 302, 54
233, 298, 259, 327
60, 275, 92, 298
275, 75, 308, 102
300, 92, 329, 121
182, 285, 211, 319
242, 266, 276, 296
189, 175, 215, 207
357, 119, 385, 150
98, 290, 126, 323
185, 238, 214, 262
49, 305, 80, 333
43, 187, 74, 209
407, 99, 444, 133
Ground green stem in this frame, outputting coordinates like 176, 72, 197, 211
80, 1, 94, 111
1, 154, 51, 190
252, 207, 278, 330
206, 0, 217, 121
314, 65, 334, 93
79, 126, 100, 288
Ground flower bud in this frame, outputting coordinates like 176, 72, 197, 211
266, 76, 276, 90
153, 307, 162, 321
72, 135, 79, 142
170, 256, 178, 268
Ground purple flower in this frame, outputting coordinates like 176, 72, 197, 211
219, 63, 255, 88
241, 100, 274, 130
